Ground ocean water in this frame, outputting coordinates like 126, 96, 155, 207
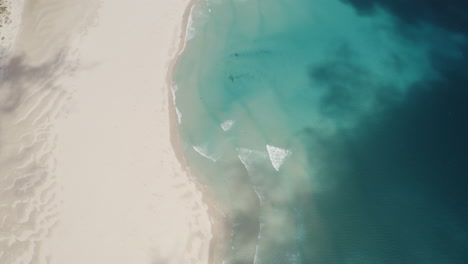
174, 0, 468, 263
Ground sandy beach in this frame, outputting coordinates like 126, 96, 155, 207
0, 0, 214, 263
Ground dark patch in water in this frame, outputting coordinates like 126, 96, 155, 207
341, 0, 468, 34
299, 44, 468, 264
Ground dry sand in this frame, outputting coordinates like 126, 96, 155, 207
0, 0, 24, 70
0, 0, 214, 263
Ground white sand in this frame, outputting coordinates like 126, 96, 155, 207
0, 0, 213, 263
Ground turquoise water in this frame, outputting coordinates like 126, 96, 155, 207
174, 0, 468, 263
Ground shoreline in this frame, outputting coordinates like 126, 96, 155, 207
166, 0, 229, 263
1, 0, 221, 263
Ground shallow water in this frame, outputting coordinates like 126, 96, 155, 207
174, 0, 468, 263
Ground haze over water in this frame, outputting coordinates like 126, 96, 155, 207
174, 0, 468, 263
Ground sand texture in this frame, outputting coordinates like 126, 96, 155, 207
0, 0, 212, 263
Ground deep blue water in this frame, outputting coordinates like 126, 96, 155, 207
174, 0, 468, 263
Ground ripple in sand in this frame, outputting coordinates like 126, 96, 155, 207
0, 0, 98, 262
